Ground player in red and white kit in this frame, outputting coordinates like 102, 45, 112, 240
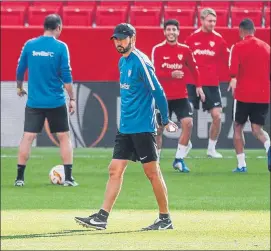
152, 19, 205, 172
228, 19, 270, 173
185, 8, 230, 158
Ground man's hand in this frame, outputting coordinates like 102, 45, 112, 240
69, 100, 76, 115
164, 120, 178, 132
196, 87, 205, 102
17, 88, 27, 97
171, 70, 184, 79
228, 78, 237, 95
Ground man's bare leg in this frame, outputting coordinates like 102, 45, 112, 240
207, 107, 223, 158
15, 132, 37, 186
142, 161, 173, 230
155, 126, 164, 163
173, 117, 193, 172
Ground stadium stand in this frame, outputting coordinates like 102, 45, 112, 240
231, 7, 263, 27
1, 5, 26, 26
130, 5, 162, 26
62, 6, 94, 26
0, 1, 268, 27
96, 6, 128, 26
164, 6, 196, 27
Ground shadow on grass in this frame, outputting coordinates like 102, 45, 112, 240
1, 229, 144, 240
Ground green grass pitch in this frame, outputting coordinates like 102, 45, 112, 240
1, 148, 270, 250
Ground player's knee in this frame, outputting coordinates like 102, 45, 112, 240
251, 124, 262, 138
57, 132, 70, 142
212, 111, 221, 122
23, 132, 37, 142
108, 162, 126, 179
182, 118, 193, 130
144, 165, 159, 181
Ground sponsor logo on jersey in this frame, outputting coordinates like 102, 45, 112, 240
32, 51, 54, 57
120, 83, 130, 89
162, 63, 183, 69
177, 54, 183, 61
193, 49, 215, 56
209, 41, 215, 47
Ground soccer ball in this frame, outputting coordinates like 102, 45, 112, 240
49, 165, 65, 185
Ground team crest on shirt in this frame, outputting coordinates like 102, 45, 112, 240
177, 54, 183, 61
209, 41, 215, 47
128, 70, 132, 77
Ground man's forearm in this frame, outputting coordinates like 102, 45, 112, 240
17, 80, 23, 90
64, 83, 75, 100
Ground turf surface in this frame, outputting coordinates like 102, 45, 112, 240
1, 148, 270, 250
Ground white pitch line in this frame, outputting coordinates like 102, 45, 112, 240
0, 155, 267, 159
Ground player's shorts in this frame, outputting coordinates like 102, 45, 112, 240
233, 100, 269, 126
156, 98, 193, 126
187, 84, 222, 111
24, 104, 69, 133
112, 131, 157, 164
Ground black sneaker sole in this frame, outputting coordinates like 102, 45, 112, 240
142, 223, 174, 231
74, 218, 106, 230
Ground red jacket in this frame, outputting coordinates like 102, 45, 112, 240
229, 35, 270, 103
185, 29, 230, 86
151, 41, 200, 100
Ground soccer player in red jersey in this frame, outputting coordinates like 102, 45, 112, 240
228, 19, 270, 172
185, 8, 230, 158
152, 19, 205, 172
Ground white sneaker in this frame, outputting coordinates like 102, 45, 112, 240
207, 150, 223, 158
184, 141, 192, 158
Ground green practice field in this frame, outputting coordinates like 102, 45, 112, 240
1, 148, 270, 250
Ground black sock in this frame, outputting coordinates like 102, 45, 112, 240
159, 213, 170, 220
64, 164, 72, 181
17, 165, 26, 181
98, 209, 109, 221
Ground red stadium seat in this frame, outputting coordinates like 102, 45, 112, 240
96, 6, 128, 26
1, 6, 26, 25
233, 1, 264, 9
199, 1, 231, 9
100, 1, 130, 7
164, 6, 195, 26
231, 7, 263, 27
265, 8, 270, 27
166, 1, 197, 9
198, 8, 229, 26
130, 6, 162, 26
66, 1, 96, 7
1, 1, 29, 8
28, 6, 61, 26
62, 6, 94, 26
134, 1, 163, 8
32, 1, 63, 7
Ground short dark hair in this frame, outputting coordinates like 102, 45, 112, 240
164, 19, 180, 30
44, 14, 62, 30
239, 18, 255, 32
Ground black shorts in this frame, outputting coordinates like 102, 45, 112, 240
156, 98, 193, 126
188, 84, 222, 111
113, 131, 158, 164
24, 104, 69, 133
233, 100, 269, 126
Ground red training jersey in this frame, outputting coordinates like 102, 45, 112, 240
151, 40, 200, 100
185, 28, 230, 86
229, 35, 270, 103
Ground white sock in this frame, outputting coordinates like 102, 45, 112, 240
176, 144, 187, 159
157, 149, 161, 162
237, 153, 246, 168
208, 139, 217, 151
264, 140, 270, 153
